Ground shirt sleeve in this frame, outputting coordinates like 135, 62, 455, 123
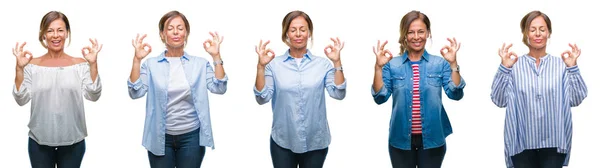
491, 64, 513, 108
254, 64, 275, 105
79, 63, 102, 101
442, 60, 465, 100
13, 65, 32, 106
324, 62, 346, 100
372, 63, 392, 104
206, 62, 228, 94
128, 61, 149, 99
565, 65, 587, 107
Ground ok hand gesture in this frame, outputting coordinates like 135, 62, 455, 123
498, 43, 519, 68
82, 38, 103, 64
12, 42, 33, 69
561, 43, 581, 67
255, 40, 275, 68
132, 34, 152, 61
372, 40, 393, 68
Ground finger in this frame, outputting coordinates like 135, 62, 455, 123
262, 40, 271, 51
204, 39, 212, 48
330, 37, 337, 46
219, 36, 224, 44
440, 45, 450, 55
139, 34, 148, 44
24, 51, 33, 59
145, 44, 153, 53
372, 46, 377, 55
89, 38, 96, 48
95, 38, 99, 48
266, 49, 275, 57
509, 51, 519, 60
385, 50, 394, 60
501, 43, 506, 51
336, 37, 341, 46
15, 42, 19, 53
19, 42, 27, 52
81, 47, 90, 56
506, 43, 513, 51
457, 42, 461, 51
446, 38, 454, 47
258, 40, 263, 51
97, 44, 103, 52
135, 34, 140, 43
561, 50, 570, 60
340, 41, 345, 49
255, 45, 259, 54
377, 40, 381, 50
381, 40, 389, 50
209, 32, 216, 39
324, 45, 333, 55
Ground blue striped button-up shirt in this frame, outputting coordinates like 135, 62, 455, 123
254, 49, 346, 153
491, 54, 587, 167
128, 50, 228, 155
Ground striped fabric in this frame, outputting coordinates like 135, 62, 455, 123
411, 63, 422, 134
491, 54, 587, 168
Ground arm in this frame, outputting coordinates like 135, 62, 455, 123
254, 64, 275, 105
565, 66, 587, 107
13, 66, 32, 106
372, 63, 393, 104
325, 61, 346, 100
490, 64, 513, 108
206, 61, 227, 94
442, 61, 465, 100
128, 58, 149, 99
81, 63, 102, 101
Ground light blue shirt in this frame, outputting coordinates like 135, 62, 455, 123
128, 50, 228, 156
254, 49, 346, 153
372, 50, 465, 150
491, 54, 587, 167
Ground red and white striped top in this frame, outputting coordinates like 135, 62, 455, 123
411, 63, 422, 134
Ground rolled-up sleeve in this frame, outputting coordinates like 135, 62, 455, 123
255, 64, 274, 105
372, 63, 392, 105
442, 61, 465, 100
128, 61, 149, 99
325, 64, 346, 100
206, 62, 227, 94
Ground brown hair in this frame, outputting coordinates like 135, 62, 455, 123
398, 10, 431, 54
38, 11, 71, 48
281, 10, 314, 47
159, 10, 191, 44
520, 10, 552, 47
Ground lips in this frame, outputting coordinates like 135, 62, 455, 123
411, 41, 422, 47
534, 39, 542, 43
51, 40, 61, 47
172, 37, 181, 42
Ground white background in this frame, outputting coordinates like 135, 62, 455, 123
1, 0, 598, 167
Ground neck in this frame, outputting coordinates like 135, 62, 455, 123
47, 49, 65, 59
408, 49, 424, 61
528, 46, 547, 59
289, 47, 307, 58
166, 47, 184, 57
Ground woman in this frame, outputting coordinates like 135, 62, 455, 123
127, 10, 227, 168
371, 10, 465, 168
491, 10, 587, 168
12, 11, 103, 168
253, 10, 346, 168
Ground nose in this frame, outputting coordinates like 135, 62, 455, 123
295, 31, 300, 37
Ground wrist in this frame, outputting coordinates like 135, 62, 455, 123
211, 54, 222, 60
374, 65, 383, 71
257, 64, 265, 70
333, 60, 342, 68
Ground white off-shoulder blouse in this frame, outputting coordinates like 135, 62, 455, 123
12, 62, 102, 146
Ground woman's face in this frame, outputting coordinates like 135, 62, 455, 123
405, 19, 428, 53
286, 16, 309, 50
44, 19, 68, 52
161, 16, 187, 49
527, 16, 549, 50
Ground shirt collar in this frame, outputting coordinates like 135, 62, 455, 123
157, 50, 190, 62
283, 49, 313, 62
400, 50, 430, 63
523, 53, 550, 62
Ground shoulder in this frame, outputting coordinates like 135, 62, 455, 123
72, 57, 87, 64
